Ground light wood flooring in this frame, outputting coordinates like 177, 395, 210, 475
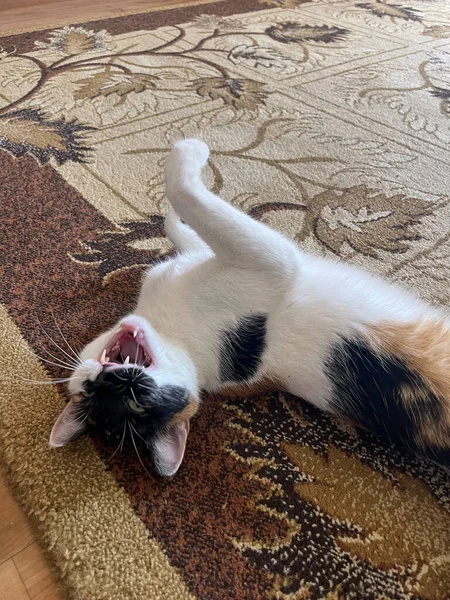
0, 0, 205, 35
0, 473, 60, 600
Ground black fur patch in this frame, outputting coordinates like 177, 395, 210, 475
219, 313, 267, 383
326, 338, 448, 464
81, 368, 189, 441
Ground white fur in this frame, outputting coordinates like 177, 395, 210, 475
62, 139, 448, 460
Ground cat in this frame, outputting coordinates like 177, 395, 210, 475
50, 139, 450, 476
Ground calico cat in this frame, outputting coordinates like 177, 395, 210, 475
50, 139, 450, 476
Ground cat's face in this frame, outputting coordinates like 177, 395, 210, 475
49, 316, 198, 476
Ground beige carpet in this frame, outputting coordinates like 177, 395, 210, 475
1, 0, 450, 598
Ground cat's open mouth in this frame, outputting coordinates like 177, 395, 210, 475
99, 324, 153, 368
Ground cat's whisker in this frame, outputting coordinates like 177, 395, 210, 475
17, 376, 73, 385
49, 308, 83, 362
39, 358, 77, 371
107, 421, 127, 462
130, 387, 145, 408
110, 371, 128, 382
37, 344, 79, 370
128, 422, 152, 478
75, 409, 92, 429
36, 316, 81, 367
118, 422, 127, 453
17, 337, 78, 371
135, 383, 160, 393
131, 343, 141, 382
18, 343, 78, 372
131, 362, 146, 382
137, 366, 181, 382
129, 422, 147, 445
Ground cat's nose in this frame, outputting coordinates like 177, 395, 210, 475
96, 367, 131, 385
105, 428, 122, 439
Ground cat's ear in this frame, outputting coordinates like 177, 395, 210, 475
49, 400, 89, 448
153, 420, 189, 477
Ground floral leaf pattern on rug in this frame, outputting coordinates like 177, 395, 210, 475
69, 216, 170, 281
228, 45, 285, 69
259, 0, 307, 8
192, 77, 268, 108
74, 68, 159, 104
298, 186, 434, 258
265, 22, 349, 44
337, 50, 450, 143
226, 393, 450, 599
0, 16, 351, 161
430, 87, 450, 114
355, 2, 422, 22
0, 109, 94, 164
424, 24, 450, 40
34, 26, 114, 54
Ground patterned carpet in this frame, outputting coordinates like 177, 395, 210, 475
1, 1, 450, 598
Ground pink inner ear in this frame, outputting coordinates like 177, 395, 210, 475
49, 400, 86, 448
153, 421, 189, 477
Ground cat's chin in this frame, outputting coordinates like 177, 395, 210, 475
98, 320, 154, 369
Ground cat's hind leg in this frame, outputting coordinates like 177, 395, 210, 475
165, 208, 211, 254
164, 139, 297, 278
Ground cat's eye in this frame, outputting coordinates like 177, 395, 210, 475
128, 399, 145, 413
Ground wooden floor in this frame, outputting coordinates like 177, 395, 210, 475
0, 0, 202, 35
0, 3, 200, 598
0, 474, 61, 600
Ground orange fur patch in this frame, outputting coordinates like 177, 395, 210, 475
370, 321, 450, 401
398, 383, 450, 450
418, 419, 450, 450
370, 320, 450, 448
398, 382, 430, 407
172, 395, 200, 424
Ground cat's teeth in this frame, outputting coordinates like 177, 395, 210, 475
124, 356, 130, 364
100, 349, 107, 364
133, 330, 138, 338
